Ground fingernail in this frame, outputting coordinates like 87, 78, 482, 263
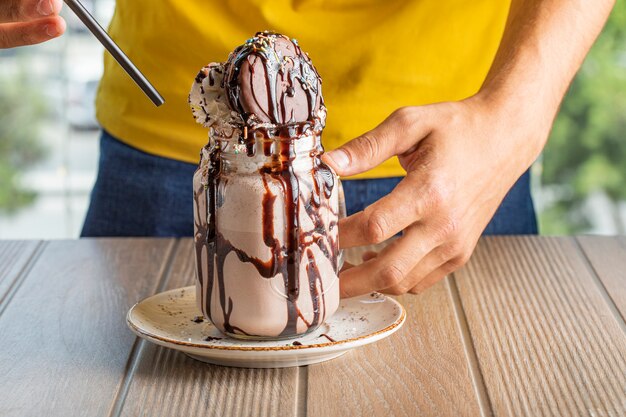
37, 0, 54, 16
44, 24, 58, 37
325, 149, 349, 170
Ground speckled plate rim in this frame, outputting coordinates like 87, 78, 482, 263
126, 286, 406, 353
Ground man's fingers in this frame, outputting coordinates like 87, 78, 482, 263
381, 245, 451, 295
400, 236, 475, 295
0, 16, 65, 48
340, 261, 355, 272
0, 0, 64, 49
361, 251, 377, 262
338, 173, 431, 248
339, 225, 434, 298
0, 0, 62, 24
407, 236, 477, 294
407, 262, 456, 294
323, 107, 433, 177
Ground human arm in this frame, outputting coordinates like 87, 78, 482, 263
325, 0, 615, 297
0, 0, 65, 48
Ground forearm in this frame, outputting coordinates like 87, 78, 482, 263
478, 0, 614, 159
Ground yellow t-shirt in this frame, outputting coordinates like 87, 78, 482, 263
96, 0, 510, 179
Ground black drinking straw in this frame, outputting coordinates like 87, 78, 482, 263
63, 0, 165, 107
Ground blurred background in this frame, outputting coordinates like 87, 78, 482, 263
0, 1, 113, 238
0, 2, 624, 239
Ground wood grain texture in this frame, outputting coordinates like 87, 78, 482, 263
0, 239, 175, 417
118, 238, 300, 417
576, 236, 626, 323
455, 236, 626, 417
3, 236, 625, 417
307, 243, 486, 417
0, 240, 41, 307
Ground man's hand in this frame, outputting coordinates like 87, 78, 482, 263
325, 0, 614, 298
326, 97, 547, 297
0, 0, 65, 48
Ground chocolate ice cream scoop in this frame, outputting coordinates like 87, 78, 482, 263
224, 31, 324, 126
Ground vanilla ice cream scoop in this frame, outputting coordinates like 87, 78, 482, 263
189, 63, 243, 137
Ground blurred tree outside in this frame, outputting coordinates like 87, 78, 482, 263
0, 74, 46, 214
540, 2, 626, 234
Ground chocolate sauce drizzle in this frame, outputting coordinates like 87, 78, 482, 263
193, 133, 338, 338
192, 146, 220, 322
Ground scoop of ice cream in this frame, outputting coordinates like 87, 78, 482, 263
189, 63, 243, 135
224, 31, 324, 126
189, 31, 325, 135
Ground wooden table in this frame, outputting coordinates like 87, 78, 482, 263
0, 236, 625, 417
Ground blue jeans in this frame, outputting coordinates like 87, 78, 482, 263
341, 176, 538, 235
81, 131, 537, 237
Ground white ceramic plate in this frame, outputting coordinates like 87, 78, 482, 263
127, 286, 406, 368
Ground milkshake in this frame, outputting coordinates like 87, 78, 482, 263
189, 32, 340, 339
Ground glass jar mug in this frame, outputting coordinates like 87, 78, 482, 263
193, 127, 343, 340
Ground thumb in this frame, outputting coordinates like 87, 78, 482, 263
322, 106, 432, 177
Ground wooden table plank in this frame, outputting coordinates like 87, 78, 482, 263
0, 240, 42, 309
0, 239, 176, 417
118, 239, 300, 417
307, 244, 488, 417
455, 236, 626, 417
576, 236, 626, 323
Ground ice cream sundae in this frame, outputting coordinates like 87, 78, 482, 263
189, 31, 340, 339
